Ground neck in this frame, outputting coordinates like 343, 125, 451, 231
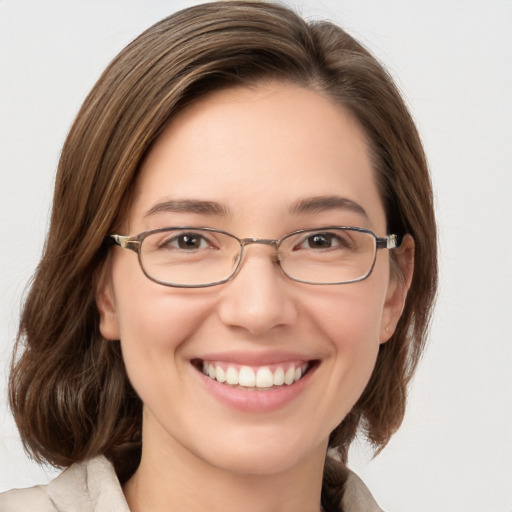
123, 423, 327, 512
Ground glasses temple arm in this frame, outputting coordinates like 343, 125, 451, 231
376, 234, 403, 250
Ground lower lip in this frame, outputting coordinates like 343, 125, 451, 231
196, 364, 317, 413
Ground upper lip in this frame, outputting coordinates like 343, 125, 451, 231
192, 350, 318, 366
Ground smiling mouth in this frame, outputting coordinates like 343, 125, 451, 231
192, 359, 317, 390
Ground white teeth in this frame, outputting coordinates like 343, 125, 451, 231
284, 367, 295, 385
225, 366, 239, 385
273, 367, 285, 386
202, 362, 308, 388
239, 366, 256, 387
215, 365, 226, 383
256, 367, 273, 388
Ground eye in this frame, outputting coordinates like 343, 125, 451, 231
161, 232, 212, 250
296, 231, 351, 250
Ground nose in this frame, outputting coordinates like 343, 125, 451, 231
216, 246, 299, 336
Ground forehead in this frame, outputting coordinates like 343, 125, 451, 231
129, 82, 386, 233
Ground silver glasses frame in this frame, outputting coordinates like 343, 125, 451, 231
109, 226, 401, 288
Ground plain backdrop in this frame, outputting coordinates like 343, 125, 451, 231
1, 1, 511, 510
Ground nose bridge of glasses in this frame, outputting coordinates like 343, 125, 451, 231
236, 237, 281, 268
239, 237, 279, 248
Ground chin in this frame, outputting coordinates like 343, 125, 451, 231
193, 428, 327, 476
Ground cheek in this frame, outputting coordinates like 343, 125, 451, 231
323, 297, 381, 379
110, 258, 215, 386
309, 277, 387, 348
305, 279, 388, 410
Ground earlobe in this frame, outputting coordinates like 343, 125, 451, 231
379, 234, 415, 343
96, 263, 120, 341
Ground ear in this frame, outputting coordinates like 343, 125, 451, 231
95, 260, 120, 340
379, 234, 415, 344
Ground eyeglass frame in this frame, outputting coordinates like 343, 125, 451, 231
109, 226, 402, 288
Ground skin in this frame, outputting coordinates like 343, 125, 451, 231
97, 82, 413, 512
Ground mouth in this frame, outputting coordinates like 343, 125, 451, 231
192, 359, 318, 391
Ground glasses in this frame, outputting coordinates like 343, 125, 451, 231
109, 226, 401, 288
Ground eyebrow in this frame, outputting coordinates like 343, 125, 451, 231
145, 199, 230, 218
145, 195, 367, 219
289, 195, 368, 218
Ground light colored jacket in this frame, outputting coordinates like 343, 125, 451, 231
0, 456, 384, 512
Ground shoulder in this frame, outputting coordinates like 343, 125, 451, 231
342, 470, 385, 512
0, 485, 56, 512
323, 456, 385, 512
0, 456, 130, 512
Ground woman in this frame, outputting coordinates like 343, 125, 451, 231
1, 2, 437, 511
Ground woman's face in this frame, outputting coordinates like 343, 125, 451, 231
98, 82, 409, 476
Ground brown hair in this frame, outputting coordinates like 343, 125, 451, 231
9, 1, 437, 477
